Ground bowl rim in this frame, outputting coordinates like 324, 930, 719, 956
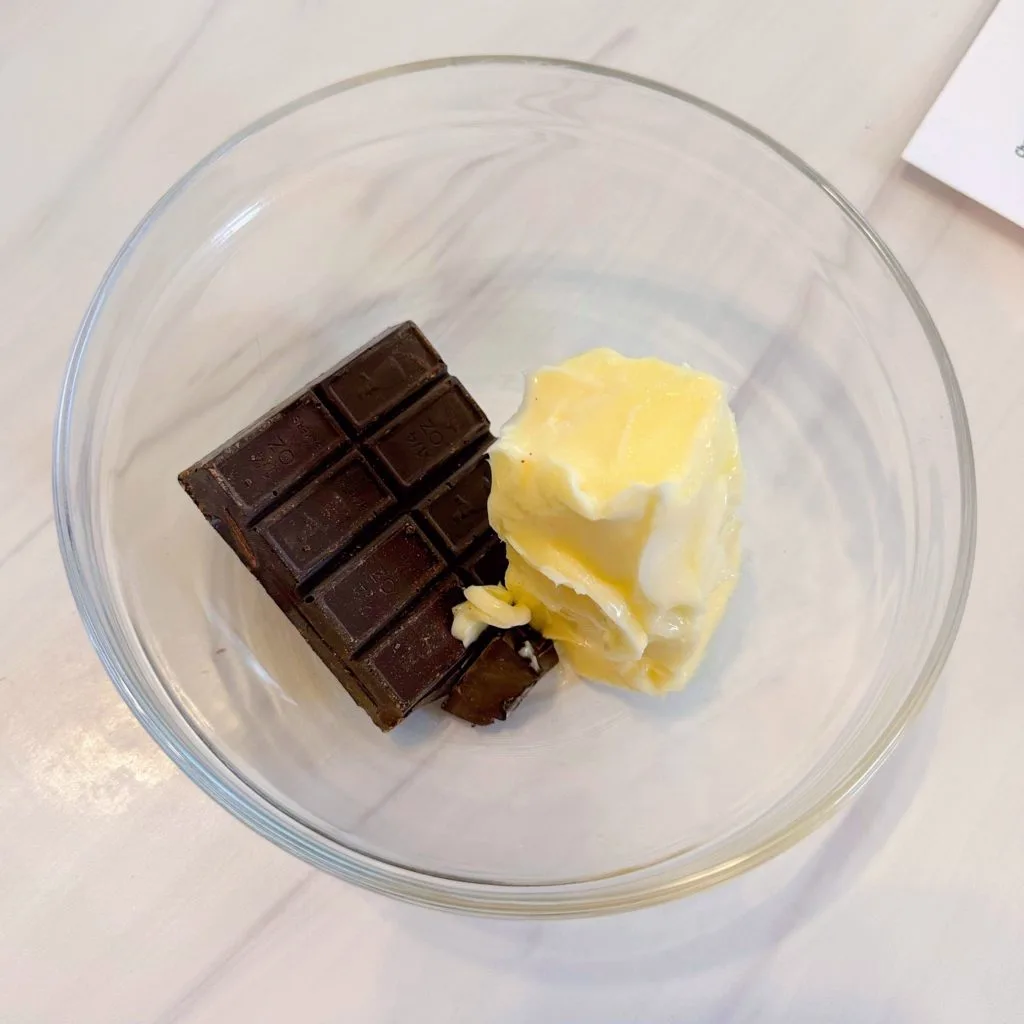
52, 54, 977, 918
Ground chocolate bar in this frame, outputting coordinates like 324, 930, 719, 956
443, 628, 558, 726
180, 322, 509, 730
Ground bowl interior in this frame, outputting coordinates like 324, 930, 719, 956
59, 59, 970, 906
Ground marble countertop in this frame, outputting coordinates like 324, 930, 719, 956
2, 1, 1022, 1020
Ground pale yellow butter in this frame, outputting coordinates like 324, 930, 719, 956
487, 348, 742, 694
451, 585, 531, 646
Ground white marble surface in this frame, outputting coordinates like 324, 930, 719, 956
1, 1, 1022, 1020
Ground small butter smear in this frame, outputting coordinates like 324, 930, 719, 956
518, 641, 541, 674
451, 584, 531, 647
488, 348, 743, 694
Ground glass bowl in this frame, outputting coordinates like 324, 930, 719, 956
54, 57, 975, 917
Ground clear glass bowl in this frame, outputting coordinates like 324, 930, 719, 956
54, 57, 975, 917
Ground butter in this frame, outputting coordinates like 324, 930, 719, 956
487, 348, 742, 694
452, 585, 531, 647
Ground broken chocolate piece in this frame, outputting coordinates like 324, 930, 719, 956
443, 628, 558, 726
180, 322, 499, 731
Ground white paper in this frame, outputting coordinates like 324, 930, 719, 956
903, 0, 1024, 230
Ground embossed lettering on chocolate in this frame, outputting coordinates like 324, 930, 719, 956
178, 322, 510, 730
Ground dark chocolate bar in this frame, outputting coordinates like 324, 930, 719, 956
443, 629, 558, 726
462, 535, 509, 587
180, 322, 505, 730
